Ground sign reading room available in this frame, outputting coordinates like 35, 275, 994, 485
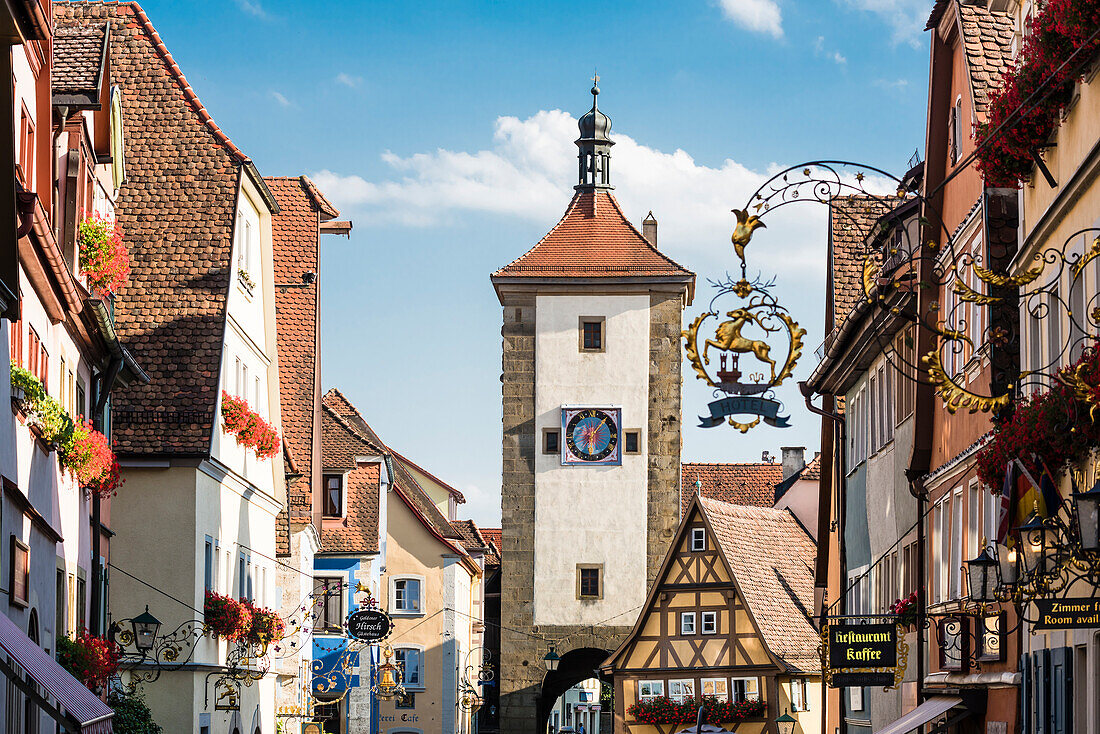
1032, 598, 1100, 630
827, 623, 898, 688
346, 608, 393, 642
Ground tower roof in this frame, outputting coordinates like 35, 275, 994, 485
576, 82, 612, 145
492, 189, 694, 295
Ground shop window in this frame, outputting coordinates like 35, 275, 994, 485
701, 678, 727, 701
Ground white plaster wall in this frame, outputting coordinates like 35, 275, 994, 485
775, 479, 819, 540
533, 294, 649, 626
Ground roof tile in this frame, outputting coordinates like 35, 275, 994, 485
681, 462, 781, 515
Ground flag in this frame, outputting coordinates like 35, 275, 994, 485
1038, 460, 1063, 516
1016, 460, 1046, 523
996, 460, 1015, 545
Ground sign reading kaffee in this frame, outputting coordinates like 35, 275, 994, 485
1033, 598, 1100, 630
828, 623, 897, 667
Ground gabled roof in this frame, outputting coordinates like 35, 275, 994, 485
268, 175, 331, 526
321, 399, 383, 554
52, 18, 108, 105
321, 390, 464, 545
56, 1, 254, 455
697, 496, 818, 672
828, 196, 901, 332
492, 189, 694, 296
681, 462, 781, 516
957, 3, 1014, 121
773, 454, 821, 503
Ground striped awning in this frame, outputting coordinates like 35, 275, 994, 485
0, 612, 113, 733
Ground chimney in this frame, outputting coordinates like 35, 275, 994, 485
642, 211, 657, 245
780, 446, 806, 480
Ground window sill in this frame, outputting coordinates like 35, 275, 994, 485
390, 610, 424, 618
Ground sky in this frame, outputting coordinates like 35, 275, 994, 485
136, 0, 932, 526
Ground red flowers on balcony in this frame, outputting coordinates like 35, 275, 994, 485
78, 213, 131, 296
57, 631, 120, 691
61, 419, 123, 498
626, 696, 765, 725
203, 592, 252, 641
243, 601, 286, 648
221, 391, 279, 460
974, 0, 1100, 186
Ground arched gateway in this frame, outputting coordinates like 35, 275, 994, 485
490, 83, 695, 734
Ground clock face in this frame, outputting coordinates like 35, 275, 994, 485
562, 407, 621, 465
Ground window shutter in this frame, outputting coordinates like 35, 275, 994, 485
947, 106, 956, 164
1051, 647, 1073, 734
1020, 653, 1031, 734
1035, 648, 1050, 734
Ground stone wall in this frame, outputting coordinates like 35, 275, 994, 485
647, 292, 684, 582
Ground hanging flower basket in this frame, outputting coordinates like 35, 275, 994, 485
78, 213, 130, 296
976, 342, 1100, 488
204, 591, 252, 641
221, 391, 279, 460
627, 696, 765, 726
243, 601, 285, 648
974, 0, 1100, 186
59, 419, 123, 498
57, 631, 120, 691
891, 590, 920, 630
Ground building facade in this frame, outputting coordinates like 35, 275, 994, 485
492, 85, 694, 733
603, 496, 821, 734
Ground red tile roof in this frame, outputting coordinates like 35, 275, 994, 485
480, 527, 501, 555
321, 397, 384, 554
391, 450, 465, 504
801, 454, 821, 481
267, 176, 332, 527
828, 196, 901, 332
681, 462, 782, 515
56, 1, 253, 454
698, 497, 818, 672
52, 18, 107, 98
492, 189, 694, 286
958, 3, 1014, 121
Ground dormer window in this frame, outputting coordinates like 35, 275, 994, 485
691, 527, 706, 552
323, 474, 343, 517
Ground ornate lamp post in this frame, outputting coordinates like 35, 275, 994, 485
775, 709, 798, 734
131, 606, 162, 651
965, 542, 999, 604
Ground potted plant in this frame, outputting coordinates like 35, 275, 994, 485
57, 631, 120, 691
78, 213, 130, 295
59, 419, 123, 498
891, 590, 920, 630
243, 601, 285, 648
221, 391, 280, 460
238, 268, 256, 293
9, 364, 43, 405
203, 591, 252, 641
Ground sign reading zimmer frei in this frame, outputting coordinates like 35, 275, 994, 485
346, 608, 393, 643
1032, 598, 1100, 630
827, 623, 898, 688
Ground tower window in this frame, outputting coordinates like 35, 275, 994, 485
577, 565, 602, 599
624, 430, 641, 454
543, 428, 560, 455
579, 317, 605, 352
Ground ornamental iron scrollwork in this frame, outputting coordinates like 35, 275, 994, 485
109, 617, 204, 692
459, 646, 494, 713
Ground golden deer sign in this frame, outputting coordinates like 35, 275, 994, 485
703, 308, 777, 381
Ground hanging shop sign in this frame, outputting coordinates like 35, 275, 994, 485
1032, 598, 1100, 630
303, 724, 322, 734
824, 622, 906, 689
346, 608, 393, 643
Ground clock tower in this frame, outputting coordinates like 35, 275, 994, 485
491, 83, 695, 733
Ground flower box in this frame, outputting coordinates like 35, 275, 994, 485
78, 214, 130, 295
60, 419, 123, 498
243, 601, 285, 648
57, 632, 120, 691
204, 591, 252, 641
626, 696, 765, 726
221, 391, 279, 460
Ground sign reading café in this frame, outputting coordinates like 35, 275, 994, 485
825, 623, 903, 688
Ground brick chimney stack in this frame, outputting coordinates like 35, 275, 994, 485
781, 446, 806, 480
642, 211, 657, 245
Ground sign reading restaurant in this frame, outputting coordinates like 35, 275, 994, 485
1032, 598, 1100, 630
825, 623, 901, 688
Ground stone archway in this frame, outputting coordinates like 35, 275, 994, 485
537, 647, 609, 733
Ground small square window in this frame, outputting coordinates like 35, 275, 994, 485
579, 317, 605, 352
732, 677, 760, 703
680, 612, 696, 635
691, 527, 706, 552
702, 678, 728, 701
577, 565, 602, 599
624, 430, 641, 454
323, 474, 343, 517
543, 428, 560, 455
668, 679, 695, 703
638, 680, 664, 700
701, 611, 717, 634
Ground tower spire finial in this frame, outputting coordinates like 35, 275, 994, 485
575, 78, 614, 190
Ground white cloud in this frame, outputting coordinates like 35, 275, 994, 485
874, 78, 910, 92
716, 0, 783, 38
814, 36, 847, 65
271, 91, 293, 108
841, 0, 929, 46
336, 72, 362, 88
235, 0, 267, 19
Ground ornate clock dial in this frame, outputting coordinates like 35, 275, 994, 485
564, 408, 619, 462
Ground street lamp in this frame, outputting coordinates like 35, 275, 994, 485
995, 542, 1019, 587
1072, 480, 1100, 552
965, 541, 999, 604
1017, 511, 1051, 577
775, 709, 797, 734
543, 646, 561, 672
131, 606, 162, 652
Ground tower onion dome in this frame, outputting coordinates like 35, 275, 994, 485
575, 81, 614, 189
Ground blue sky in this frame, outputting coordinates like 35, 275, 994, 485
137, 0, 931, 525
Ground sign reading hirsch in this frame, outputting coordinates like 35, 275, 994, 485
346, 609, 393, 642
1033, 598, 1100, 630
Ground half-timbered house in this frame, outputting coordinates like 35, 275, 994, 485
602, 495, 821, 734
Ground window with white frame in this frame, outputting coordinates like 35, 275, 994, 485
680, 612, 696, 635
638, 681, 664, 701
983, 484, 1000, 552
691, 527, 706, 552
791, 677, 809, 711
731, 677, 759, 702
701, 678, 728, 701
846, 566, 868, 616
701, 611, 717, 634
668, 679, 694, 703
849, 685, 864, 711
391, 577, 422, 615
395, 647, 423, 688
951, 488, 963, 599
968, 480, 981, 564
